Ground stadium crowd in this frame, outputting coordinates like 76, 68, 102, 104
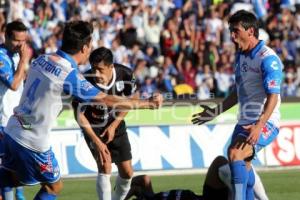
0, 0, 300, 99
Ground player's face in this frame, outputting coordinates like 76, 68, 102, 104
6, 31, 27, 53
93, 61, 113, 85
230, 23, 251, 52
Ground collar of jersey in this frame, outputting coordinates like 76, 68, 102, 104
0, 44, 15, 58
241, 40, 265, 59
95, 67, 116, 90
56, 50, 78, 69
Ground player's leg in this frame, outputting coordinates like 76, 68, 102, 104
83, 131, 113, 200
15, 187, 26, 200
252, 168, 268, 200
111, 133, 133, 200
202, 156, 229, 200
113, 160, 133, 200
33, 180, 63, 200
229, 133, 253, 200
96, 160, 112, 200
124, 175, 154, 200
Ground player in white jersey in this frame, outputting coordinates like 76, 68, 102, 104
0, 21, 30, 200
192, 10, 282, 200
0, 21, 163, 200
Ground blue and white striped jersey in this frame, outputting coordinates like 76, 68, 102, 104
5, 50, 100, 152
0, 45, 23, 127
235, 40, 283, 126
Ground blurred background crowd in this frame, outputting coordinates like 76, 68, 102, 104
1, 0, 300, 99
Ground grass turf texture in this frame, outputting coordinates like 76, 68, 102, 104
23, 169, 300, 200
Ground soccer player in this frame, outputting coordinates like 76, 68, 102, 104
125, 150, 267, 200
0, 20, 163, 200
192, 10, 282, 200
0, 21, 30, 200
72, 47, 140, 200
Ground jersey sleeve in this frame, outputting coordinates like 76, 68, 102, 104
261, 55, 283, 94
0, 57, 13, 88
123, 73, 137, 96
63, 69, 101, 102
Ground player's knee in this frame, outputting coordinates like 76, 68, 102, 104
141, 175, 151, 186
44, 180, 63, 195
121, 169, 133, 179
99, 163, 112, 174
229, 147, 244, 161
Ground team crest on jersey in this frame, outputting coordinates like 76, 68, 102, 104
0, 61, 4, 68
116, 81, 125, 91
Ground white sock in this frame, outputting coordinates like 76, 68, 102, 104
3, 187, 14, 200
253, 169, 269, 200
97, 173, 111, 200
112, 175, 132, 200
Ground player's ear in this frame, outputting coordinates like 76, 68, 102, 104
248, 27, 254, 36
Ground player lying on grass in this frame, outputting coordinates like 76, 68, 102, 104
125, 150, 268, 200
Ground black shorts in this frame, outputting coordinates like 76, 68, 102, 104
83, 129, 132, 163
202, 184, 228, 200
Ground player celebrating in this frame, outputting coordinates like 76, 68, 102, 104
0, 21, 30, 200
72, 47, 140, 200
0, 21, 162, 200
192, 10, 282, 200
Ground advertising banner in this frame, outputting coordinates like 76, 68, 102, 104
50, 124, 279, 177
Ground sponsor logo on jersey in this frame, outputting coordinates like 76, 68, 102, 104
270, 61, 279, 70
268, 79, 280, 89
33, 57, 62, 77
81, 80, 94, 91
116, 81, 125, 91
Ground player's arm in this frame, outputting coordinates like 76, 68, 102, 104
63, 70, 163, 110
191, 89, 238, 125
9, 43, 31, 91
72, 100, 111, 165
245, 56, 283, 144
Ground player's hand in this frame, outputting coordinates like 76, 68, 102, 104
100, 124, 116, 144
95, 141, 111, 166
243, 124, 262, 145
18, 43, 31, 64
149, 93, 163, 109
191, 105, 217, 125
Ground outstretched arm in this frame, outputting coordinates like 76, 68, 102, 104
192, 89, 238, 125
93, 92, 163, 110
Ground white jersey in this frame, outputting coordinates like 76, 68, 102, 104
5, 50, 100, 152
0, 45, 23, 127
235, 40, 283, 127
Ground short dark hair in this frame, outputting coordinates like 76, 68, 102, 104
61, 21, 93, 55
5, 21, 28, 39
89, 47, 113, 66
228, 10, 259, 38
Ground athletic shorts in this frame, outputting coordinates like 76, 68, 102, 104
2, 135, 60, 185
202, 184, 228, 200
231, 121, 279, 153
83, 129, 132, 163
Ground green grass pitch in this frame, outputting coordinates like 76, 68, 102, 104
23, 169, 300, 200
